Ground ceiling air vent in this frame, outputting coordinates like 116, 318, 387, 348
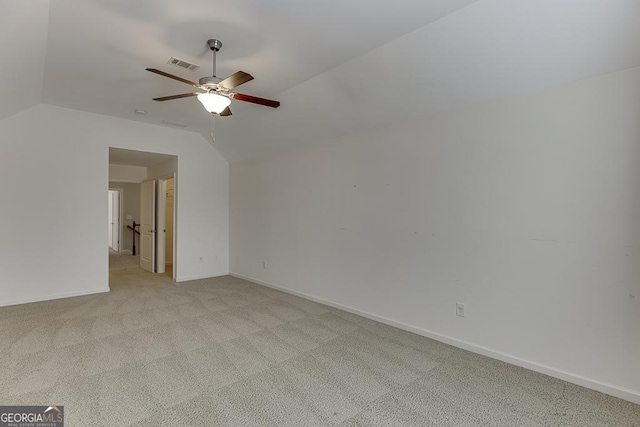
161, 120, 188, 128
166, 57, 200, 72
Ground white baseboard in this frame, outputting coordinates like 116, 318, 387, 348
176, 272, 230, 282
0, 287, 110, 308
230, 272, 640, 405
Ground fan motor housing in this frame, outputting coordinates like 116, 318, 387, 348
199, 76, 222, 89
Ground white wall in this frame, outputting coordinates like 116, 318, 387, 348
148, 157, 177, 180
0, 104, 229, 305
109, 164, 147, 183
230, 66, 640, 402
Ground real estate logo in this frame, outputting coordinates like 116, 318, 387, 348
0, 405, 64, 427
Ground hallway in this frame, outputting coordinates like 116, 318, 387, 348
108, 251, 171, 290
109, 243, 173, 283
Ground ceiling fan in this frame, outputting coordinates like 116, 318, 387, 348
146, 39, 280, 117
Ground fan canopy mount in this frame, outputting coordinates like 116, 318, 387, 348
207, 38, 222, 52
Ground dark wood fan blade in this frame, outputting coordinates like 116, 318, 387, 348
219, 71, 254, 89
153, 92, 199, 101
231, 92, 280, 108
146, 68, 200, 88
219, 106, 232, 116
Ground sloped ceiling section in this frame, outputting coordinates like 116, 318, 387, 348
6, 0, 640, 162
0, 0, 50, 121
215, 0, 640, 161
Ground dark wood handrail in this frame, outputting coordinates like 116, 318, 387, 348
127, 221, 140, 255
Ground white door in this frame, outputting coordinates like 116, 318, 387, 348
156, 180, 166, 274
140, 180, 156, 272
110, 191, 120, 252
108, 192, 113, 247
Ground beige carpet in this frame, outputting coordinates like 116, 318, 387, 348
0, 253, 638, 426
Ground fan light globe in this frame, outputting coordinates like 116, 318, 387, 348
197, 93, 231, 113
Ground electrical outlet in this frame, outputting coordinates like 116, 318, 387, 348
456, 302, 466, 317
262, 261, 267, 269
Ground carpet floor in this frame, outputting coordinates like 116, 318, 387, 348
0, 253, 638, 426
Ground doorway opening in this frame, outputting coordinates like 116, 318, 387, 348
109, 147, 178, 286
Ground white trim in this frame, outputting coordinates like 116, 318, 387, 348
156, 179, 166, 274
177, 272, 229, 282
109, 178, 143, 184
0, 287, 110, 308
108, 187, 124, 252
230, 272, 640, 405
171, 173, 177, 282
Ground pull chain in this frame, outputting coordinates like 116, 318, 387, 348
210, 113, 215, 143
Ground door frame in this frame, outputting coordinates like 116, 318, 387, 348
156, 173, 177, 281
108, 187, 123, 253
140, 180, 156, 272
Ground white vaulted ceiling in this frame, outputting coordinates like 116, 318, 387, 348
0, 1, 50, 121
2, 0, 640, 162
